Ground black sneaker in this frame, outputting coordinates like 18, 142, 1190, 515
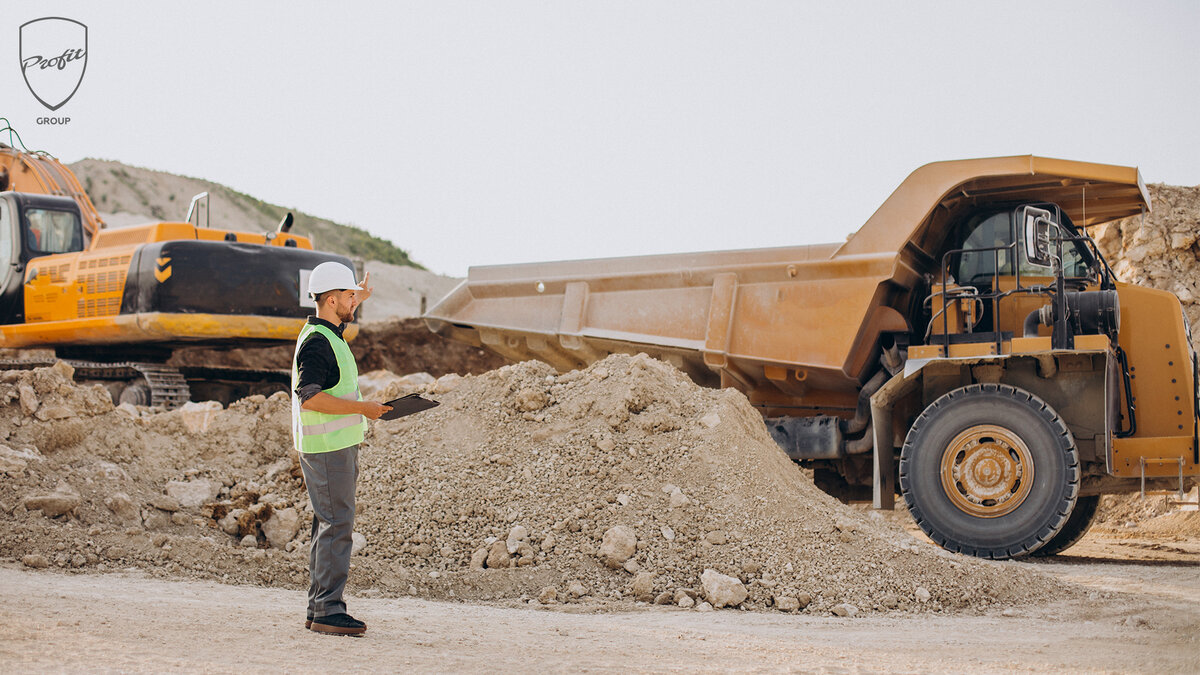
309, 613, 366, 635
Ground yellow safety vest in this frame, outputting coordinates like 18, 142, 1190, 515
291, 322, 367, 453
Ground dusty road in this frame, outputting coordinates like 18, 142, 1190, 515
2, 530, 1197, 674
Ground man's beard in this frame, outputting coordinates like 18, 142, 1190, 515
336, 306, 356, 323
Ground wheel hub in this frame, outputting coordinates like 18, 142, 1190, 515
940, 424, 1034, 518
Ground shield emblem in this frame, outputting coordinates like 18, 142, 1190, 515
19, 18, 88, 111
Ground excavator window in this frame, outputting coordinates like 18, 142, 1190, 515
24, 208, 83, 255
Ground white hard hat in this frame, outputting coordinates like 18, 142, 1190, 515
307, 262, 363, 297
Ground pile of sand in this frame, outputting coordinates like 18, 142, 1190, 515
0, 355, 1076, 614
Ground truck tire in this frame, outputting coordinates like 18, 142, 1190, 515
899, 383, 1079, 559
1029, 495, 1100, 557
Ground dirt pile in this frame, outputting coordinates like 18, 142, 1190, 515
1086, 183, 1200, 350
1096, 490, 1200, 538
0, 355, 1077, 614
351, 354, 1076, 613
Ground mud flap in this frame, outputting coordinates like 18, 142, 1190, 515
871, 369, 922, 510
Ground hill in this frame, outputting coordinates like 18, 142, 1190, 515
69, 158, 421, 268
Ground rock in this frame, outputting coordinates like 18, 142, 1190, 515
170, 512, 191, 526
704, 530, 727, 545
506, 525, 529, 554
515, 387, 549, 412
176, 400, 223, 434
631, 572, 656, 601
599, 525, 637, 568
400, 372, 436, 388
0, 444, 40, 475
796, 592, 813, 610
831, 603, 858, 617
654, 591, 674, 605
676, 593, 695, 609
22, 554, 49, 568
537, 586, 557, 604
566, 580, 587, 599
143, 511, 170, 530
668, 487, 690, 509
262, 458, 293, 482
414, 542, 434, 558
23, 489, 80, 517
469, 547, 489, 570
700, 569, 748, 608
219, 509, 244, 536
239, 535, 257, 548
105, 492, 141, 525
698, 412, 721, 429
880, 594, 899, 609
674, 588, 697, 604
18, 383, 38, 415
432, 374, 462, 394
660, 526, 675, 541
149, 495, 180, 512
164, 479, 219, 509
695, 601, 714, 612
261, 507, 301, 549
486, 540, 512, 568
36, 405, 73, 420
774, 595, 801, 612
915, 587, 931, 603
596, 438, 616, 452
115, 402, 140, 418
351, 531, 367, 555
622, 559, 641, 574
95, 461, 129, 482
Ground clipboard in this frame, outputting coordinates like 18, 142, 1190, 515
379, 393, 440, 420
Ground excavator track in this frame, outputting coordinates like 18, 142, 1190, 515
0, 359, 192, 408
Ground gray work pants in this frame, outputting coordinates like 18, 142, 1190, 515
299, 444, 358, 618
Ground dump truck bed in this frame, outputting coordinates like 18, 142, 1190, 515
426, 242, 881, 406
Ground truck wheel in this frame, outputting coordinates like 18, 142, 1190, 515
1029, 495, 1101, 557
899, 383, 1079, 559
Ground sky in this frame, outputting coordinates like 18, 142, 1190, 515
3, 2, 1198, 277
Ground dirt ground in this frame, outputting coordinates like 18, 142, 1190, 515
2, 526, 1196, 674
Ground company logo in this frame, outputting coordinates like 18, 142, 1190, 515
19, 17, 88, 111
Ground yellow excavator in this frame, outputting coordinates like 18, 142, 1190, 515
0, 130, 358, 406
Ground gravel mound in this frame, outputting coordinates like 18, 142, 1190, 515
0, 356, 1075, 614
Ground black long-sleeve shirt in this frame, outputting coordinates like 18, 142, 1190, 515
294, 317, 348, 403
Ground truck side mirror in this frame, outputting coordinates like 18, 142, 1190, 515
1020, 206, 1054, 267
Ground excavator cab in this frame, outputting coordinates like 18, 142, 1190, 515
0, 192, 85, 323
23, 198, 85, 256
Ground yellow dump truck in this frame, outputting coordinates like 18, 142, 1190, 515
426, 155, 1198, 559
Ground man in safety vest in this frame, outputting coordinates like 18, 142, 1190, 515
293, 261, 391, 636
